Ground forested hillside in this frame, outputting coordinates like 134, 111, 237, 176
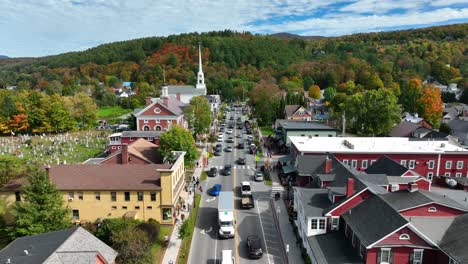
0, 24, 466, 134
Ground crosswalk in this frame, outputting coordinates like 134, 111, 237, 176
209, 165, 254, 170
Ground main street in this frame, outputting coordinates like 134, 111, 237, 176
189, 107, 285, 264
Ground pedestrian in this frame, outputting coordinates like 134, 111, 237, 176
199, 185, 203, 193
196, 161, 199, 167
192, 176, 195, 182
196, 178, 200, 187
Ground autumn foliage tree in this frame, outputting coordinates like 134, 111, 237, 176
308, 85, 321, 99
416, 85, 443, 128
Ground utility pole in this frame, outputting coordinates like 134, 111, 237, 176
342, 111, 346, 137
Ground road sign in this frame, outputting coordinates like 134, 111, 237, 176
255, 155, 259, 161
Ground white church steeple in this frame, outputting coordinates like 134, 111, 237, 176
196, 43, 206, 91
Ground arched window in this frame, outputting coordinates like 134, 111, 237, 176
154, 108, 161, 114
399, 234, 410, 240
155, 125, 162, 131
143, 125, 150, 131
428, 206, 437, 213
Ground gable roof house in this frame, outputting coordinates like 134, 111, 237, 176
0, 226, 118, 264
284, 105, 312, 120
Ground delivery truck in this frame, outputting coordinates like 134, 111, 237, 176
218, 191, 235, 239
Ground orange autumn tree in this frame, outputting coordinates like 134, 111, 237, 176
308, 85, 321, 99
416, 85, 443, 128
9, 113, 29, 132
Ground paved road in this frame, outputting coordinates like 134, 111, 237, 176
189, 107, 286, 264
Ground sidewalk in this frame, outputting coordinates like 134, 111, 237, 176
161, 149, 206, 264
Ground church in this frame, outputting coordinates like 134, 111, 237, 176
167, 44, 207, 104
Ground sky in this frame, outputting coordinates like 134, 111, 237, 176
0, 0, 467, 57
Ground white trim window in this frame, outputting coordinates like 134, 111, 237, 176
400, 160, 407, 167
361, 160, 368, 169
457, 161, 464, 169
456, 173, 462, 177
445, 172, 451, 177
426, 172, 434, 181
428, 206, 437, 213
331, 217, 339, 231
351, 160, 358, 168
144, 119, 149, 124
309, 217, 327, 235
411, 249, 423, 264
409, 160, 416, 169
399, 234, 410, 240
446, 161, 452, 169
154, 107, 161, 114
343, 160, 349, 165
428, 160, 435, 169
379, 248, 391, 264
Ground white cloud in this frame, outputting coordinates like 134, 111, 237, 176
0, 0, 466, 57
430, 0, 468, 7
339, 0, 426, 14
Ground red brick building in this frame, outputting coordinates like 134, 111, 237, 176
107, 131, 162, 153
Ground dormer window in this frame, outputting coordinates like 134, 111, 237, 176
154, 107, 161, 114
428, 206, 437, 213
399, 234, 410, 240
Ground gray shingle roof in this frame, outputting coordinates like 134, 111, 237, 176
389, 121, 422, 137
0, 227, 118, 264
167, 85, 206, 95
364, 155, 408, 176
296, 155, 326, 176
277, 119, 337, 131
381, 189, 468, 212
295, 187, 331, 217
342, 195, 408, 247
121, 130, 162, 138
440, 214, 468, 263
284, 105, 300, 117
307, 233, 362, 264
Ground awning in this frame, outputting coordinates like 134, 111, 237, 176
279, 155, 294, 163
282, 164, 297, 174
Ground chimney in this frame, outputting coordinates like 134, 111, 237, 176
146, 96, 152, 106
122, 144, 129, 164
409, 183, 418, 192
176, 93, 181, 101
325, 156, 332, 174
346, 178, 355, 198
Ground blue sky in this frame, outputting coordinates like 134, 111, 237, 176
0, 0, 467, 57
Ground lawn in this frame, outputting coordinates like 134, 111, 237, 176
98, 106, 133, 119
151, 225, 173, 264
177, 193, 201, 264
200, 171, 208, 182
260, 126, 274, 137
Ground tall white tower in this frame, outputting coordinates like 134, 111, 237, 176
196, 43, 206, 92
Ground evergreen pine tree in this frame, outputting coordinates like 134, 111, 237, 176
9, 168, 71, 239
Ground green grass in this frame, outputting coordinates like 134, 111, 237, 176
98, 106, 132, 119
151, 225, 173, 264
200, 171, 208, 182
264, 179, 272, 186
177, 194, 201, 264
260, 126, 274, 136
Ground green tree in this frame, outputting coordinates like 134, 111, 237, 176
112, 226, 150, 263
400, 78, 423, 113
70, 93, 98, 129
8, 169, 71, 239
159, 125, 199, 167
0, 156, 33, 188
184, 96, 212, 136
323, 87, 336, 102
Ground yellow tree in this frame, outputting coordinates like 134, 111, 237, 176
308, 85, 321, 99
416, 85, 443, 128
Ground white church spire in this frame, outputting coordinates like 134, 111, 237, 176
196, 42, 206, 91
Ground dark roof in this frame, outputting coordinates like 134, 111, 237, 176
277, 119, 337, 131
307, 233, 362, 264
355, 173, 388, 186
342, 195, 407, 247
440, 214, 468, 263
422, 130, 449, 139
121, 130, 162, 138
167, 85, 206, 95
448, 119, 468, 133
284, 105, 300, 117
381, 189, 468, 212
0, 227, 118, 264
317, 174, 336, 182
364, 155, 408, 176
48, 164, 171, 190
389, 121, 422, 137
296, 155, 326, 176
295, 187, 331, 217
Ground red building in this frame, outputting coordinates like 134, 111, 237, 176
290, 136, 468, 182
107, 131, 162, 153
134, 84, 186, 132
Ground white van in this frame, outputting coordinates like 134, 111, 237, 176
221, 250, 235, 264
217, 134, 224, 142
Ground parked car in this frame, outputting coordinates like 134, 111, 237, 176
222, 165, 232, 176
227, 136, 234, 143
237, 125, 243, 129
238, 158, 246, 165
238, 142, 244, 149
215, 144, 223, 152
208, 167, 218, 177
254, 171, 264, 181
214, 150, 222, 156
219, 127, 225, 132
226, 129, 233, 134
247, 236, 263, 259
218, 134, 224, 142
209, 184, 222, 196
237, 133, 243, 138
225, 146, 233, 152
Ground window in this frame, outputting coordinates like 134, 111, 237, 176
361, 160, 368, 169
150, 192, 156, 201
428, 206, 437, 213
409, 160, 416, 169
391, 184, 399, 192
456, 173, 462, 177
319, 219, 326, 229
154, 107, 161, 114
399, 234, 410, 240
331, 217, 339, 230
380, 248, 391, 264
111, 192, 116, 202
78, 192, 83, 200
155, 125, 162, 131
137, 192, 143, 201
314, 134, 319, 137
148, 137, 154, 141
147, 206, 153, 210
144, 119, 148, 124
72, 210, 79, 220
155, 119, 160, 124
445, 172, 451, 177
124, 192, 130, 201
412, 249, 423, 264
129, 137, 134, 141
111, 206, 117, 210
15, 191, 21, 202
135, 206, 140, 210
446, 161, 453, 169
428, 160, 435, 169
95, 192, 100, 201
400, 160, 407, 167
143, 125, 150, 131
457, 161, 464, 169
351, 160, 357, 168
122, 206, 127, 210
426, 172, 434, 181
311, 219, 318, 229
343, 160, 349, 165
163, 208, 172, 220
68, 192, 74, 200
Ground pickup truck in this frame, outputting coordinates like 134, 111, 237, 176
241, 194, 254, 209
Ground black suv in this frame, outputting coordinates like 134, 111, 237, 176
238, 158, 246, 165
247, 236, 263, 259
238, 142, 244, 149
207, 167, 218, 177
222, 165, 232, 176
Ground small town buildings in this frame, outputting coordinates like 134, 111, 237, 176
389, 121, 424, 137
88, 139, 162, 165
134, 84, 186, 132
290, 136, 468, 181
284, 105, 312, 120
107, 130, 162, 153
274, 120, 338, 146
2, 152, 186, 225
203, 94, 221, 114
448, 119, 468, 146
0, 226, 118, 264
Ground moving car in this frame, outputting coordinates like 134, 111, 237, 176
221, 250, 235, 264
225, 146, 233, 152
237, 125, 243, 129
219, 127, 225, 132
227, 136, 234, 143
237, 157, 246, 165
218, 134, 224, 142
236, 133, 243, 138
208, 167, 218, 177
240, 181, 252, 195
254, 171, 264, 181
214, 150, 222, 156
226, 129, 233, 134
210, 184, 222, 196
237, 142, 244, 149
222, 165, 232, 176
215, 144, 223, 152
247, 236, 263, 259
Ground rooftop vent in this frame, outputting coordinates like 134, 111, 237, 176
24, 250, 29, 256
343, 140, 354, 149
